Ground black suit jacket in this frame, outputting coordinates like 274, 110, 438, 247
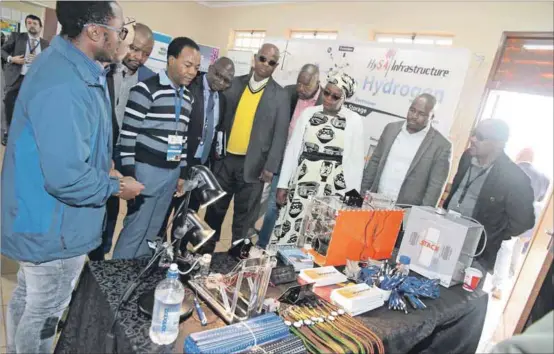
444, 150, 535, 271
1, 32, 49, 88
187, 73, 227, 167
285, 84, 324, 121
221, 75, 289, 183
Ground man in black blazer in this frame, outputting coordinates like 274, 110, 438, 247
204, 43, 290, 253
1, 15, 49, 136
160, 57, 235, 242
444, 119, 535, 296
257, 63, 323, 248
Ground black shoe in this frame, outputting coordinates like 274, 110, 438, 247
1, 131, 7, 146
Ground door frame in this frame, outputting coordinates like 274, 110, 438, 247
472, 30, 554, 341
472, 31, 554, 133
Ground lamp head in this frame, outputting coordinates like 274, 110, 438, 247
173, 209, 215, 253
189, 165, 226, 209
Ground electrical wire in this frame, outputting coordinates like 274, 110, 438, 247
105, 237, 180, 353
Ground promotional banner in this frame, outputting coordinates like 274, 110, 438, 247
145, 31, 172, 74
227, 49, 253, 77
268, 39, 471, 159
199, 44, 220, 72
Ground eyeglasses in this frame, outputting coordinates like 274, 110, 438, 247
86, 23, 128, 40
257, 55, 278, 67
472, 131, 488, 141
323, 89, 342, 101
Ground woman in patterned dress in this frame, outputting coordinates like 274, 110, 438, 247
270, 72, 365, 245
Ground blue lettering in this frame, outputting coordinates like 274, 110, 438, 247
360, 77, 445, 103
400, 85, 410, 96
362, 75, 375, 91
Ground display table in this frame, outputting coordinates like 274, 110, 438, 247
54, 253, 488, 354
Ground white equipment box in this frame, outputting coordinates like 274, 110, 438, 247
397, 207, 484, 288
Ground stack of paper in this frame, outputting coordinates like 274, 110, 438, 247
277, 246, 313, 271
330, 283, 384, 316
299, 266, 348, 287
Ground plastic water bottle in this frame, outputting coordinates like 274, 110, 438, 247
149, 263, 184, 345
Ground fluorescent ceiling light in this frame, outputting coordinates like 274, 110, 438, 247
523, 44, 554, 51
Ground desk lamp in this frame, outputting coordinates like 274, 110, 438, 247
138, 165, 225, 318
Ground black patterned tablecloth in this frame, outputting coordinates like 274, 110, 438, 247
54, 253, 488, 354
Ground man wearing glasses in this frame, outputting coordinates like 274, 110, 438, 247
444, 119, 535, 299
2, 2, 145, 352
361, 93, 452, 208
204, 43, 290, 253
89, 22, 155, 261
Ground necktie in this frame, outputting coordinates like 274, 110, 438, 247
30, 39, 38, 54
201, 92, 215, 164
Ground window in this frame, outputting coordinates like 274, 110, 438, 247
232, 30, 266, 53
290, 30, 338, 40
374, 33, 454, 46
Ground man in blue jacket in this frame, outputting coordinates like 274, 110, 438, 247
1, 2, 144, 352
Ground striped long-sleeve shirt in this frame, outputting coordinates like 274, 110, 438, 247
118, 70, 193, 178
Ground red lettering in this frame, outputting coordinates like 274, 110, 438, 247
420, 240, 439, 252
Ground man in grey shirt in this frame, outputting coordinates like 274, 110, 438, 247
112, 23, 155, 135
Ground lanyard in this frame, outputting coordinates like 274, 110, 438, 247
27, 38, 40, 54
174, 86, 184, 135
458, 165, 491, 206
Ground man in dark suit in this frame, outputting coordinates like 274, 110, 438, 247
1, 15, 49, 135
361, 94, 452, 207
444, 119, 535, 297
257, 63, 323, 248
160, 57, 235, 243
204, 43, 290, 253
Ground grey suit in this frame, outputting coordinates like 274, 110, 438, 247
361, 121, 452, 207
204, 74, 290, 248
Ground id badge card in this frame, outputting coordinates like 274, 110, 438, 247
166, 134, 183, 162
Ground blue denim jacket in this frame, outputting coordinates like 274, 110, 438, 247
1, 36, 120, 263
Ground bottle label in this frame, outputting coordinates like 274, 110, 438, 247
161, 304, 180, 332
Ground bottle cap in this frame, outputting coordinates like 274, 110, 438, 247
202, 254, 212, 261
169, 263, 178, 271
399, 255, 411, 265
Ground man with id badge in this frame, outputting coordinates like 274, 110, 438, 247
113, 37, 201, 259
1, 14, 49, 139
444, 119, 535, 299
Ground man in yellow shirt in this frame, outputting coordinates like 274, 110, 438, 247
203, 43, 290, 252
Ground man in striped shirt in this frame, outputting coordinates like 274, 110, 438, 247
112, 37, 201, 259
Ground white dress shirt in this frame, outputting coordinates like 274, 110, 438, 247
21, 33, 42, 75
249, 75, 269, 91
378, 122, 430, 201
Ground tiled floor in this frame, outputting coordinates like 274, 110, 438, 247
0, 162, 251, 353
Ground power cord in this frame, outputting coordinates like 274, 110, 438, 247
105, 238, 180, 353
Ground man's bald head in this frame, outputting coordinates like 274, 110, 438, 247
253, 43, 280, 81
406, 93, 437, 133
207, 56, 235, 92
297, 63, 321, 100
123, 22, 154, 73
